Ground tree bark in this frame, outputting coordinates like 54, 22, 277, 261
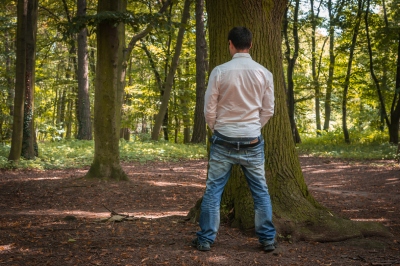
151, 0, 192, 141
342, 0, 364, 144
188, 0, 389, 242
85, 0, 128, 180
8, 0, 28, 161
191, 0, 207, 144
76, 0, 92, 140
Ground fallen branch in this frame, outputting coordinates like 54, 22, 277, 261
100, 204, 133, 223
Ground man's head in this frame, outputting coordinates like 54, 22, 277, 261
228, 26, 252, 51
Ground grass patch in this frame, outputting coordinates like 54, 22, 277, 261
297, 130, 399, 160
0, 140, 207, 170
1, 129, 398, 170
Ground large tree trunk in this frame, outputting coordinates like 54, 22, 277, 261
85, 0, 127, 180
21, 0, 38, 159
8, 0, 28, 161
151, 0, 191, 141
191, 0, 207, 144
189, 0, 389, 242
76, 0, 92, 140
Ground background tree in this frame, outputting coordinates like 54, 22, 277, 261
190, 0, 389, 241
151, 0, 192, 141
310, 0, 323, 135
190, 0, 207, 144
84, 0, 128, 180
1, 1, 16, 142
283, 0, 301, 143
21, 0, 39, 159
323, 0, 345, 131
76, 0, 92, 140
364, 0, 400, 144
342, 0, 365, 143
8, 0, 28, 161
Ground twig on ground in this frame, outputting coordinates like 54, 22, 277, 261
102, 204, 128, 217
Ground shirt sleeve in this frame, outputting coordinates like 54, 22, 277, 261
260, 76, 275, 128
204, 67, 220, 131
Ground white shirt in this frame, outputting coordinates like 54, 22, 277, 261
204, 53, 275, 138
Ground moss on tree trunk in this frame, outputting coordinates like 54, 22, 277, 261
189, 0, 391, 242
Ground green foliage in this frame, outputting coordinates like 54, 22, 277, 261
297, 130, 399, 160
0, 139, 207, 170
119, 139, 206, 162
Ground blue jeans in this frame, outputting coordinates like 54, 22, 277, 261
196, 134, 276, 245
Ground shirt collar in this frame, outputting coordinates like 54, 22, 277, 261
232, 53, 251, 59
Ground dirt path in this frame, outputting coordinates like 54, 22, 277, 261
0, 157, 399, 265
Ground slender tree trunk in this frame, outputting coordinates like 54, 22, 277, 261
173, 80, 179, 144
324, 0, 337, 131
59, 88, 67, 137
85, 0, 127, 180
65, 99, 73, 139
342, 0, 364, 144
76, 0, 92, 140
120, 59, 133, 142
191, 0, 207, 144
311, 0, 322, 135
61, 0, 79, 140
89, 49, 96, 76
283, 0, 301, 143
174, 115, 179, 143
9, 0, 28, 161
53, 87, 58, 126
141, 43, 163, 91
365, 0, 390, 132
113, 1, 171, 141
161, 4, 174, 142
141, 42, 165, 139
182, 60, 191, 143
151, 0, 192, 141
21, 0, 38, 159
389, 32, 400, 144
5, 32, 14, 140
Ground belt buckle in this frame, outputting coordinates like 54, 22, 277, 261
235, 142, 240, 151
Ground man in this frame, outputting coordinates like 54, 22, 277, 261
192, 27, 276, 252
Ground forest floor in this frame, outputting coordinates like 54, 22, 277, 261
0, 156, 399, 266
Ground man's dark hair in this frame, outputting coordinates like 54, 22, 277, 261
228, 26, 252, 50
